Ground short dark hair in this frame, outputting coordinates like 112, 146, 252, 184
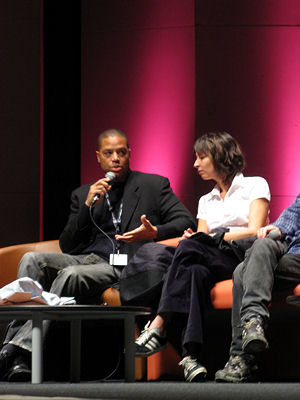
97, 128, 129, 148
194, 131, 245, 184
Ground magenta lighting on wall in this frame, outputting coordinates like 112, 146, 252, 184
248, 26, 300, 218
267, 28, 300, 199
127, 28, 196, 198
81, 0, 196, 210
194, 2, 300, 220
82, 0, 300, 219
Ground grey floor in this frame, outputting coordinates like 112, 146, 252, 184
0, 397, 82, 400
0, 382, 299, 400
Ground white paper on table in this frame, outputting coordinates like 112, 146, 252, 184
0, 277, 76, 306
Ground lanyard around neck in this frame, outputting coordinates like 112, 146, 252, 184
105, 193, 123, 234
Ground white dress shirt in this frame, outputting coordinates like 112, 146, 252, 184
196, 173, 270, 233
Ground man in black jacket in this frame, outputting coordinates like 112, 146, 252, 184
0, 128, 196, 381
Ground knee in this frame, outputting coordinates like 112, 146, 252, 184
172, 240, 190, 260
18, 252, 42, 278
20, 251, 37, 265
176, 238, 200, 254
251, 237, 277, 253
19, 251, 50, 267
173, 240, 197, 265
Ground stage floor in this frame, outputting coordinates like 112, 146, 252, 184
0, 381, 299, 400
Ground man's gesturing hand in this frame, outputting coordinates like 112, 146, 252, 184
115, 215, 158, 243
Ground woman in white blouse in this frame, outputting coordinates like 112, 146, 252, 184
135, 131, 270, 382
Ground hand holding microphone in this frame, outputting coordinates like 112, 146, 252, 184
86, 171, 116, 207
266, 229, 281, 240
257, 225, 281, 240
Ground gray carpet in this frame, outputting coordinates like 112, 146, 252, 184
0, 397, 83, 400
0, 382, 299, 400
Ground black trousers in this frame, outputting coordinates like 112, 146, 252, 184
157, 237, 240, 358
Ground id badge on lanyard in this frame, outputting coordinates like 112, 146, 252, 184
105, 193, 128, 266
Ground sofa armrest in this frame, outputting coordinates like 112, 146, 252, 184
210, 279, 233, 309
0, 240, 61, 287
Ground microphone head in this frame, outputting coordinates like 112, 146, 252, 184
267, 230, 281, 240
105, 171, 116, 181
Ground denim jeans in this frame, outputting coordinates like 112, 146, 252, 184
230, 238, 300, 355
3, 251, 121, 352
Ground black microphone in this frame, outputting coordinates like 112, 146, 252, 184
91, 171, 116, 206
266, 229, 281, 240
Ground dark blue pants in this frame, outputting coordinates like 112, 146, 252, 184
157, 237, 239, 357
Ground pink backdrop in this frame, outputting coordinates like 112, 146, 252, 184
195, 1, 300, 220
81, 0, 196, 211
82, 0, 300, 220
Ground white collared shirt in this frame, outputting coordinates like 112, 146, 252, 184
196, 173, 270, 233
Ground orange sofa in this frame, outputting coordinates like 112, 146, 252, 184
0, 239, 299, 381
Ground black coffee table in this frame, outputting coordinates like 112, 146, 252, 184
0, 305, 151, 384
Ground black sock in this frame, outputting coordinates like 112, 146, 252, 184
186, 342, 202, 360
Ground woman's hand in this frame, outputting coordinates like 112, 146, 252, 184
178, 228, 195, 242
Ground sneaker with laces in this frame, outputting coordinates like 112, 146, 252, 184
179, 356, 207, 382
242, 315, 269, 353
135, 321, 166, 357
215, 354, 258, 383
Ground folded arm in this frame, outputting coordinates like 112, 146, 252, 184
223, 197, 270, 242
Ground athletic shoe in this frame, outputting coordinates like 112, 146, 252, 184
242, 315, 269, 353
135, 322, 166, 357
215, 354, 258, 383
179, 356, 207, 382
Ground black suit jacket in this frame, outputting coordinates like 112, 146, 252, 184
59, 171, 196, 260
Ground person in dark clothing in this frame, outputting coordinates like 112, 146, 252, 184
0, 128, 195, 382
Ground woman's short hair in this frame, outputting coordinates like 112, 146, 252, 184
194, 132, 245, 184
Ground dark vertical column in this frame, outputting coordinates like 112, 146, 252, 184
0, 0, 41, 246
43, 0, 81, 240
